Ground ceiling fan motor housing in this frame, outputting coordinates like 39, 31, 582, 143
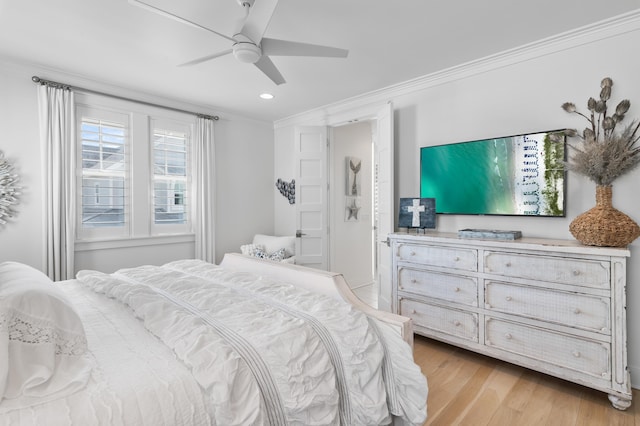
233, 41, 262, 63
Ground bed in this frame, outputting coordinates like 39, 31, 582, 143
0, 253, 428, 425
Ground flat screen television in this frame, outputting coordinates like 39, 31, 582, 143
420, 130, 566, 217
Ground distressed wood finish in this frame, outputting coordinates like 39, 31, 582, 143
390, 232, 632, 409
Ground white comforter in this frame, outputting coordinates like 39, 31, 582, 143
2, 260, 427, 425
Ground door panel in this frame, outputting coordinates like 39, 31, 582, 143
294, 126, 328, 270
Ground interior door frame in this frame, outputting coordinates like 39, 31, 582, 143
326, 103, 393, 305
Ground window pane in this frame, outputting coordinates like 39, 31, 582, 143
81, 176, 126, 228
80, 117, 128, 230
153, 178, 187, 225
153, 128, 188, 226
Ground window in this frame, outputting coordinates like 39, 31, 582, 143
153, 128, 188, 226
80, 118, 127, 228
76, 101, 193, 241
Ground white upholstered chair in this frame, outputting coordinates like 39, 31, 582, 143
240, 234, 296, 264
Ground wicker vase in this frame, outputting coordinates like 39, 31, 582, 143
570, 185, 640, 247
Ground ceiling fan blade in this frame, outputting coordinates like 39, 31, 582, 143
254, 55, 285, 85
240, 0, 279, 44
129, 0, 235, 42
178, 49, 233, 67
261, 38, 348, 58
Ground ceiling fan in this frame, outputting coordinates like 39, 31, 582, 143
129, 0, 349, 85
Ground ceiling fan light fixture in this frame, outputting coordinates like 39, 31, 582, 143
233, 42, 261, 63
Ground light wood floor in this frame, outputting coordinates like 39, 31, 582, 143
413, 335, 640, 425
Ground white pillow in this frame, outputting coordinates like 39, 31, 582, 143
252, 234, 295, 258
0, 262, 92, 412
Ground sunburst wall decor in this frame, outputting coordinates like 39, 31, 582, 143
0, 150, 20, 226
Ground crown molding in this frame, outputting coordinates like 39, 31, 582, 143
274, 9, 640, 129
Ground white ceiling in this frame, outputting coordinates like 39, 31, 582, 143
1, 0, 640, 122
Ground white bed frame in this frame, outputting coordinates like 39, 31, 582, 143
220, 253, 414, 347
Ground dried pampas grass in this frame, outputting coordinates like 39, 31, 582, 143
560, 77, 640, 185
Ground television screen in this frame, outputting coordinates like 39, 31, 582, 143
420, 130, 566, 216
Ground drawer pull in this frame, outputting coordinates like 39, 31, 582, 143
411, 279, 418, 284
505, 262, 512, 267
572, 270, 581, 276
454, 287, 460, 292
573, 351, 581, 358
505, 333, 512, 340
454, 256, 460, 261
453, 320, 461, 326
573, 308, 581, 314
505, 296, 512, 302
411, 309, 417, 314
410, 251, 416, 256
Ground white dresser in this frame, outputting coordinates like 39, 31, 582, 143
389, 232, 631, 409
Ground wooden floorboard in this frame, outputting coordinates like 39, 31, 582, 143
413, 335, 639, 426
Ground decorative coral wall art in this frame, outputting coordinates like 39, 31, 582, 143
346, 156, 361, 196
275, 178, 295, 204
0, 150, 20, 227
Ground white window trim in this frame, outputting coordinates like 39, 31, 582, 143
76, 104, 131, 241
150, 117, 193, 236
75, 93, 196, 243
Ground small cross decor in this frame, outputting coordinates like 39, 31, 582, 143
398, 198, 436, 229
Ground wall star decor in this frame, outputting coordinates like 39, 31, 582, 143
345, 196, 360, 221
0, 150, 21, 226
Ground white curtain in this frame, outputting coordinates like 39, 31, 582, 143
37, 84, 76, 281
194, 116, 216, 263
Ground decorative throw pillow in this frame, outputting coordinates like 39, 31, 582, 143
252, 234, 295, 258
252, 247, 287, 262
240, 243, 264, 257
0, 262, 92, 412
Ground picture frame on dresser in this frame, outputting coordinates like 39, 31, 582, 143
389, 231, 632, 410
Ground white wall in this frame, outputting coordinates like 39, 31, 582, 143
331, 122, 373, 288
273, 125, 296, 236
274, 17, 640, 385
0, 59, 274, 273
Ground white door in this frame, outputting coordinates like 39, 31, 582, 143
374, 103, 394, 312
294, 126, 328, 270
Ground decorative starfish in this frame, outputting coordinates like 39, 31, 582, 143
347, 199, 360, 220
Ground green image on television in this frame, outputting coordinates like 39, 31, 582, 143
420, 131, 565, 217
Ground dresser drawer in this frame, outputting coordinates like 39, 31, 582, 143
398, 267, 477, 306
484, 251, 610, 289
485, 318, 610, 380
485, 281, 610, 333
397, 243, 477, 271
400, 298, 478, 342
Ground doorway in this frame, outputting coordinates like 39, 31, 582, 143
292, 102, 393, 311
329, 121, 376, 304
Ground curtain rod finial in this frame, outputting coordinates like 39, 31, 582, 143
32, 76, 41, 83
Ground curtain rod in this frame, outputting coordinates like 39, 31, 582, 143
31, 76, 219, 121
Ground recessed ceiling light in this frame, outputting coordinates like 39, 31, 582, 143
259, 93, 274, 100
